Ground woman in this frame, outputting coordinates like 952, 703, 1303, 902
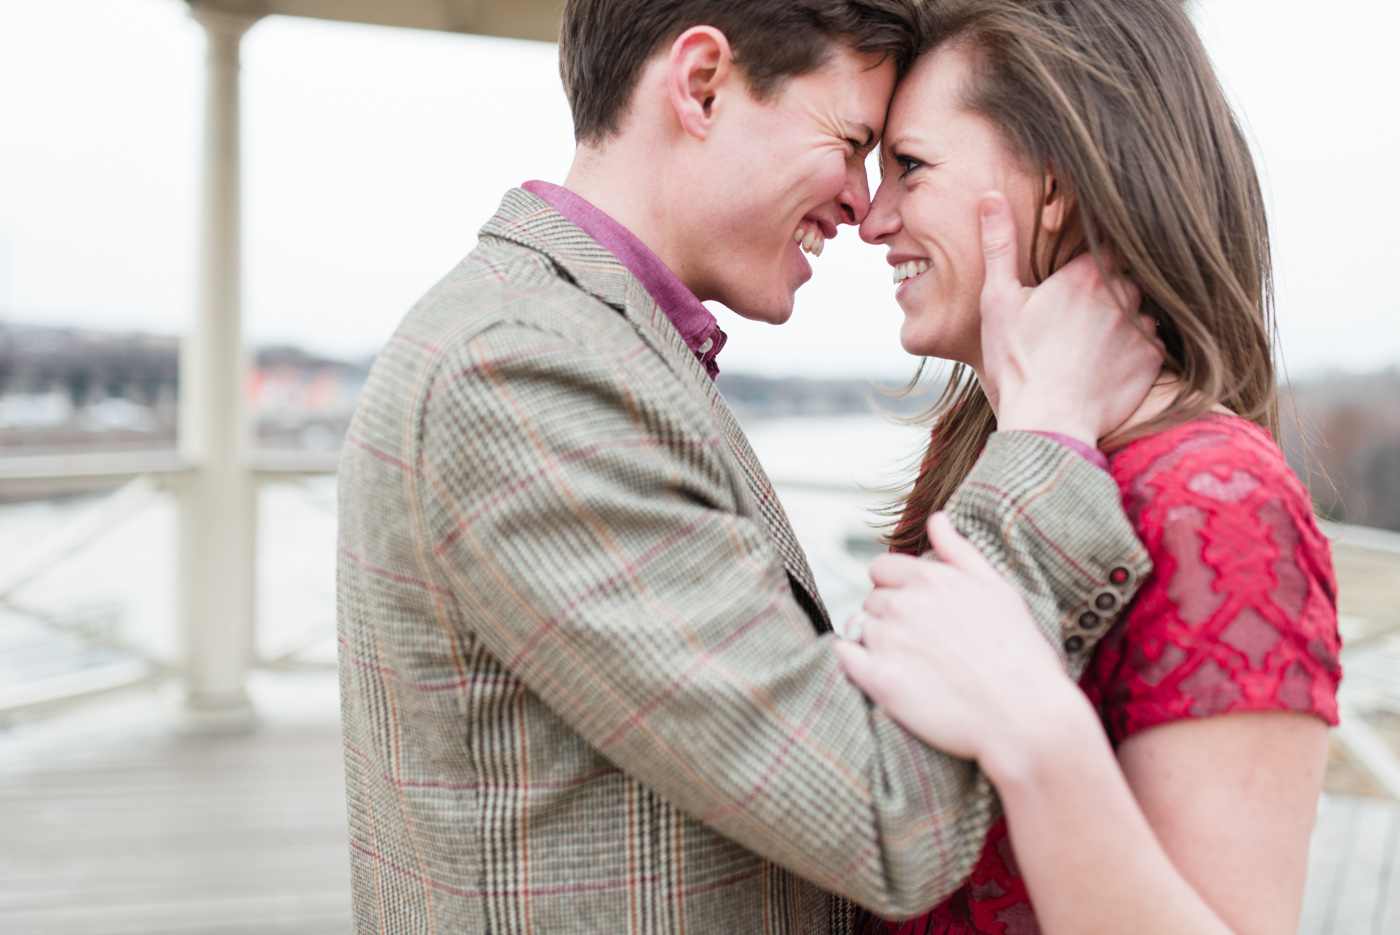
837, 1, 1341, 933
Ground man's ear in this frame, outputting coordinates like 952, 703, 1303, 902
1040, 166, 1073, 234
667, 26, 733, 140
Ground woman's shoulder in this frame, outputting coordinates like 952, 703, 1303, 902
1108, 412, 1307, 529
1085, 412, 1341, 741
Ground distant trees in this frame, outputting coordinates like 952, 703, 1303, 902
1282, 370, 1400, 530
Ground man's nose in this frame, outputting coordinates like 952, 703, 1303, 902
837, 162, 873, 226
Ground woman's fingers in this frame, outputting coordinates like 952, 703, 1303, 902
868, 552, 934, 589
832, 639, 885, 704
926, 513, 1001, 584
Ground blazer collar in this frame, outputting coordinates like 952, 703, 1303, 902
477, 187, 831, 634
479, 187, 657, 320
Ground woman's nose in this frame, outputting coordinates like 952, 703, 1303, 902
860, 182, 900, 244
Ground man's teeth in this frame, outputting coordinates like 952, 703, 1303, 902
794, 226, 826, 257
893, 260, 930, 284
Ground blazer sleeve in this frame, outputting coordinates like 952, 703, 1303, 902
946, 432, 1152, 679
414, 322, 1143, 917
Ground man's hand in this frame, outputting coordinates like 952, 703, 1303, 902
978, 191, 1163, 446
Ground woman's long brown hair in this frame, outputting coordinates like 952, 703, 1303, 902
886, 0, 1277, 555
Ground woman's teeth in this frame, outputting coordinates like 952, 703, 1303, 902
893, 260, 929, 284
794, 226, 826, 257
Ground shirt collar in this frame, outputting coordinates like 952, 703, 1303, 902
522, 180, 726, 379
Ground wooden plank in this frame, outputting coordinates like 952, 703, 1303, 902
1330, 798, 1397, 933
1300, 795, 1356, 935
1373, 810, 1400, 934
11, 707, 1400, 934
0, 721, 351, 935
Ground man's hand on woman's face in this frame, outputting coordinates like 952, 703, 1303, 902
977, 191, 1163, 446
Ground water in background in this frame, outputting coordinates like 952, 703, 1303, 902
0, 414, 929, 710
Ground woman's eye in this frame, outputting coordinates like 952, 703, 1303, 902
895, 156, 923, 179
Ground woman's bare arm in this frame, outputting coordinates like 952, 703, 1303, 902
836, 513, 1327, 935
989, 696, 1325, 935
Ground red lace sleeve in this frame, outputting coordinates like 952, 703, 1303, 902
1080, 415, 1341, 745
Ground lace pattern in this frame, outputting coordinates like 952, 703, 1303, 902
865, 414, 1341, 935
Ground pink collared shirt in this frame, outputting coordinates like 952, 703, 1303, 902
523, 180, 727, 379
1028, 431, 1109, 471
522, 181, 1107, 471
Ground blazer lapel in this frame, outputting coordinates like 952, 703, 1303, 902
703, 387, 833, 634
480, 189, 831, 634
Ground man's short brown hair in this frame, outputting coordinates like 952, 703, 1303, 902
559, 0, 921, 143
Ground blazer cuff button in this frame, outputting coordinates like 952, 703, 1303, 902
1078, 611, 1101, 630
1109, 566, 1133, 587
1064, 635, 1085, 653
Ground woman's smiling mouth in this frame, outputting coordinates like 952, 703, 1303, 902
893, 259, 930, 284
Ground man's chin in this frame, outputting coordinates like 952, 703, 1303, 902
731, 295, 796, 326
715, 279, 799, 326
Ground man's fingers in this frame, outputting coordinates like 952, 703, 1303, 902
979, 191, 1021, 312
926, 513, 999, 583
1136, 312, 1167, 358
1113, 276, 1142, 314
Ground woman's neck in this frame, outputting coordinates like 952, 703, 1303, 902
980, 366, 1232, 440
1114, 375, 1234, 436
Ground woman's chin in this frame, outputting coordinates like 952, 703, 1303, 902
899, 323, 946, 359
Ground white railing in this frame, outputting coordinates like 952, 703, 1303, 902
4, 465, 1399, 801
772, 479, 1400, 803
0, 449, 338, 724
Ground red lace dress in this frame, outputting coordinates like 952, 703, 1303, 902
866, 414, 1342, 935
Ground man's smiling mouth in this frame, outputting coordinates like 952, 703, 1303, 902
794, 224, 826, 256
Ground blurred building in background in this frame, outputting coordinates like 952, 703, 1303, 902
5, 318, 1400, 533
0, 321, 366, 462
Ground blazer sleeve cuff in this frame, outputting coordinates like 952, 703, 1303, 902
945, 431, 1153, 676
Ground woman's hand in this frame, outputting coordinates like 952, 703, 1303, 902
836, 514, 1321, 935
834, 512, 1088, 773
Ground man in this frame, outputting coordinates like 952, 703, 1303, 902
337, 1, 1159, 932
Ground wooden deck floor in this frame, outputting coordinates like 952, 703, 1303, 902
2, 685, 1399, 935
0, 690, 351, 935
1301, 794, 1400, 935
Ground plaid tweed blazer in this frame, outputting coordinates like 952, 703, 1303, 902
337, 188, 1151, 934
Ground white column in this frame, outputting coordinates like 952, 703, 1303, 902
172, 5, 261, 732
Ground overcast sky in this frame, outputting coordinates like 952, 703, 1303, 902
0, 0, 1396, 380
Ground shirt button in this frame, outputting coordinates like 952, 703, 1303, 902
1109, 566, 1132, 586
698, 338, 714, 354
1078, 611, 1101, 630
1065, 635, 1085, 653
